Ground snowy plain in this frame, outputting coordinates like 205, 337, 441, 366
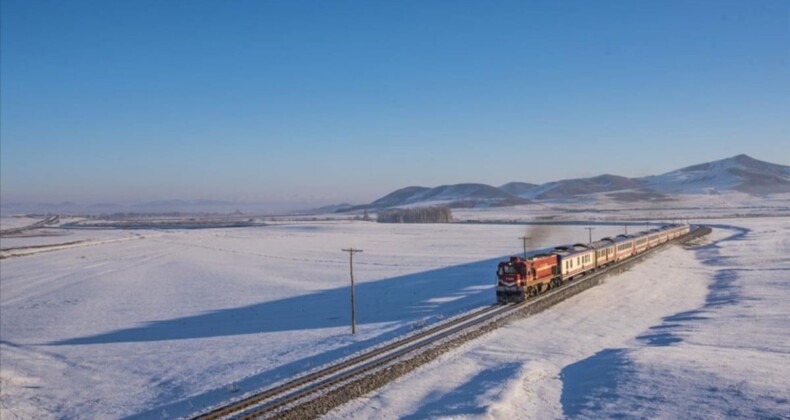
0, 212, 788, 419
0, 217, 41, 231
327, 217, 790, 419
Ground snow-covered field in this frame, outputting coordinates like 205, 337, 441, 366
1, 216, 788, 419
328, 217, 790, 419
0, 217, 41, 231
452, 192, 790, 223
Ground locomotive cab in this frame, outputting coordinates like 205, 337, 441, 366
496, 254, 560, 303
496, 257, 531, 303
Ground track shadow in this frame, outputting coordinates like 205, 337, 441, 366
401, 362, 523, 420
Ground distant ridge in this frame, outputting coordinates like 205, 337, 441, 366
3, 155, 787, 215
363, 183, 531, 210
643, 154, 790, 196
354, 154, 789, 210
499, 182, 538, 196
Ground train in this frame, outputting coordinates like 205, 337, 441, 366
496, 224, 691, 303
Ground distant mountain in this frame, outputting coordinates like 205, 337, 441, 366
499, 182, 538, 196
525, 174, 644, 200
313, 203, 356, 213
88, 203, 124, 210
367, 183, 532, 209
132, 199, 192, 209
357, 154, 789, 210
2, 200, 263, 215
643, 154, 790, 195
131, 199, 241, 212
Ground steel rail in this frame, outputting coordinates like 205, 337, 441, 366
193, 304, 505, 420
193, 226, 709, 420
236, 302, 523, 419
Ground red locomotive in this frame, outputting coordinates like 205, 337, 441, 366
496, 254, 562, 302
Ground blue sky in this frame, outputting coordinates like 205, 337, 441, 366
1, 0, 788, 206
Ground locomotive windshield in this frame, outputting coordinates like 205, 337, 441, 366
500, 265, 519, 275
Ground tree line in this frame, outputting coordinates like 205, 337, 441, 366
377, 207, 453, 223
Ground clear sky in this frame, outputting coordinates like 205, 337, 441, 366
1, 0, 788, 207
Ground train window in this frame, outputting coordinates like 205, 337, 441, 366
502, 265, 518, 274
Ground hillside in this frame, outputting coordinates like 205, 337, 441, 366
358, 155, 789, 210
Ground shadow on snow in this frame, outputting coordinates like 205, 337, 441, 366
560, 349, 638, 418
76, 254, 512, 419
50, 256, 507, 346
402, 362, 523, 420
636, 224, 750, 347
561, 224, 752, 417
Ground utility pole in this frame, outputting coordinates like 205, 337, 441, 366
518, 236, 531, 259
342, 248, 363, 334
585, 227, 594, 244
624, 224, 628, 235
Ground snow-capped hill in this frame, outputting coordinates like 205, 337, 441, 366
499, 182, 538, 196
644, 154, 790, 195
368, 186, 433, 208
526, 174, 643, 200
369, 183, 530, 209
355, 154, 789, 212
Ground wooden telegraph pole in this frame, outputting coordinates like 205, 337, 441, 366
585, 227, 594, 244
342, 248, 363, 334
518, 236, 531, 259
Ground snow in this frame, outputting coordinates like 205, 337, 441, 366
0, 217, 41, 231
0, 221, 624, 419
1, 215, 788, 419
326, 218, 790, 419
451, 192, 790, 223
644, 155, 790, 195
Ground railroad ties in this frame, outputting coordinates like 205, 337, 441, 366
193, 226, 712, 420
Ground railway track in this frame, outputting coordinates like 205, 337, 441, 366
192, 226, 712, 420
193, 302, 518, 420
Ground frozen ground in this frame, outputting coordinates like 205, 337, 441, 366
1, 216, 787, 419
327, 217, 790, 419
452, 192, 790, 223
1, 221, 623, 419
0, 217, 41, 231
